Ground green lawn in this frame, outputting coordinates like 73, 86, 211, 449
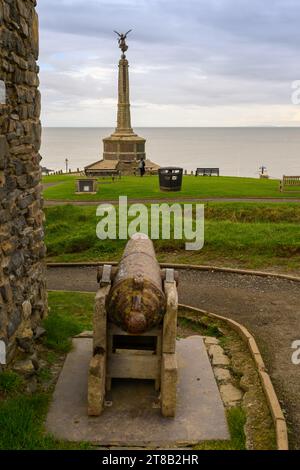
43, 174, 300, 201
45, 203, 300, 271
42, 291, 94, 352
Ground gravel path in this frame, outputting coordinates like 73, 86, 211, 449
44, 196, 300, 206
47, 266, 300, 449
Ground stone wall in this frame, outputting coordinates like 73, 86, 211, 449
0, 0, 47, 367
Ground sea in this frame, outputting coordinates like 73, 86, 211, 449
40, 127, 300, 179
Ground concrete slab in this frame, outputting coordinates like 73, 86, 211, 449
46, 336, 229, 447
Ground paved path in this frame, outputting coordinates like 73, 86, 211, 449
47, 265, 300, 449
44, 196, 300, 206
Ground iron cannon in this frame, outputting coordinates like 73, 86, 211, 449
98, 234, 166, 334
89, 233, 179, 417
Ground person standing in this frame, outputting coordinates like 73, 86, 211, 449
139, 158, 146, 177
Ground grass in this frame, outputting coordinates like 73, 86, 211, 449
195, 407, 246, 450
45, 203, 300, 271
0, 393, 52, 450
0, 393, 90, 450
43, 291, 94, 353
0, 371, 24, 396
178, 317, 221, 338
43, 174, 300, 201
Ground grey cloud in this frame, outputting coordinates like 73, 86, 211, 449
36, 0, 300, 124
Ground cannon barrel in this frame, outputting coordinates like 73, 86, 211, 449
106, 234, 166, 334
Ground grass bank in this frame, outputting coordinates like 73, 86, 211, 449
45, 203, 300, 272
43, 174, 300, 201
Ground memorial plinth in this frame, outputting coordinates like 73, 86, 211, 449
102, 56, 146, 174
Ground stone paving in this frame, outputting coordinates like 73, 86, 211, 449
46, 336, 229, 446
203, 337, 243, 409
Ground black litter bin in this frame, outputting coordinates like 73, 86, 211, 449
159, 167, 183, 192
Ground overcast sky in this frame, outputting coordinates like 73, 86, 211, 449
37, 0, 300, 127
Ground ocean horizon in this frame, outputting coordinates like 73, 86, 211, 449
41, 127, 300, 179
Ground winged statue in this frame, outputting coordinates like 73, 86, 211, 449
114, 30, 132, 56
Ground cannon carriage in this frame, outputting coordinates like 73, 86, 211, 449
88, 234, 178, 417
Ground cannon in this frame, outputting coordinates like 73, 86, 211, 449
105, 234, 166, 334
88, 234, 179, 418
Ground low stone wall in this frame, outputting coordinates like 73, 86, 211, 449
0, 0, 47, 366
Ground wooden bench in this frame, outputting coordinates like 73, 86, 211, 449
196, 167, 219, 177
280, 175, 300, 192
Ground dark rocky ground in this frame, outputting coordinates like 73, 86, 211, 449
47, 266, 300, 449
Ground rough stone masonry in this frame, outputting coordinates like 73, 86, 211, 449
0, 0, 47, 367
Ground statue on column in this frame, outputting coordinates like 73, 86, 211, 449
114, 30, 132, 58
